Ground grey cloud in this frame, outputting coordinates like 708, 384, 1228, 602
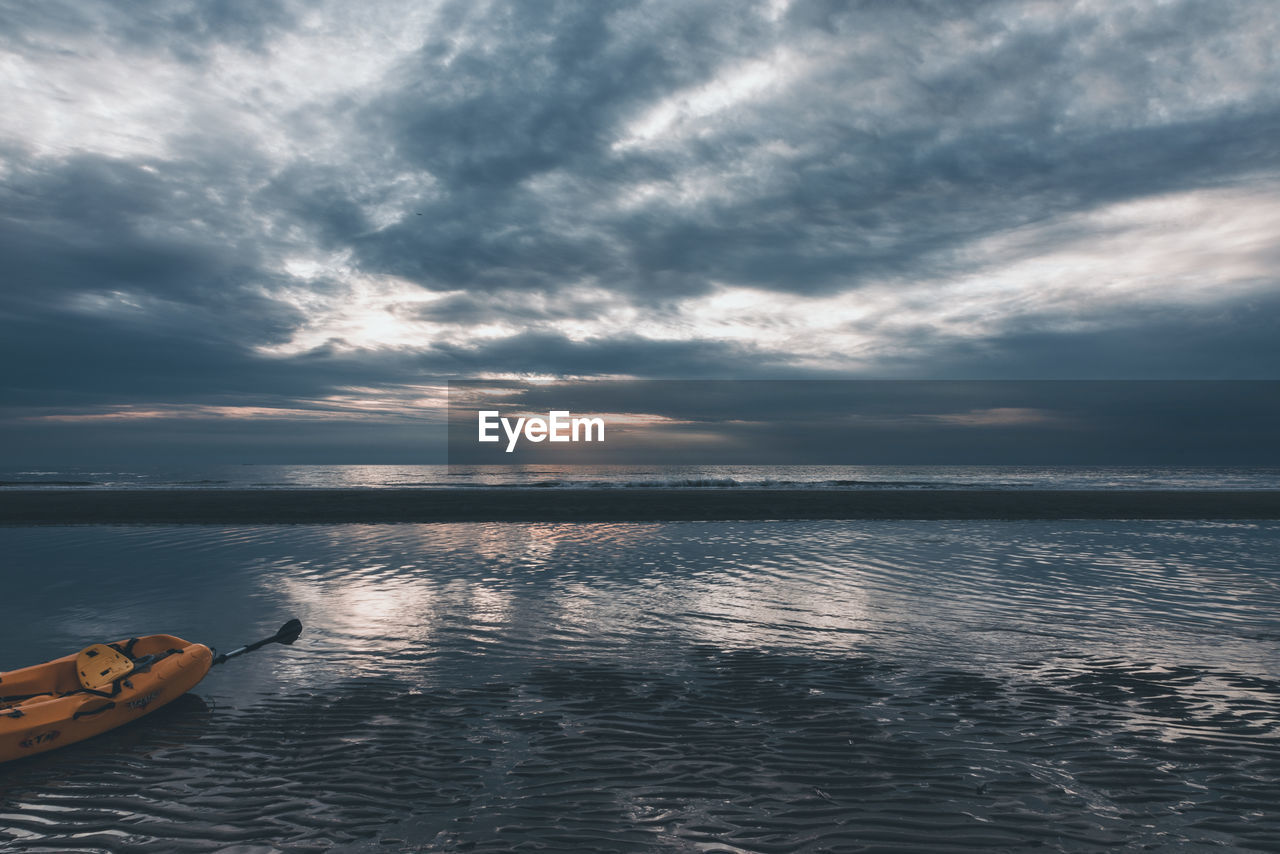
1, 156, 237, 301
631, 107, 1280, 296
259, 162, 375, 250
379, 0, 765, 189
356, 186, 632, 293
349, 1, 779, 294
347, 0, 1280, 305
0, 154, 361, 407
0, 151, 296, 334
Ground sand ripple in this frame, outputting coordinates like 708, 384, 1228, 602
1, 521, 1278, 851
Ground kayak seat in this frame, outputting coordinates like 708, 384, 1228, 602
74, 638, 178, 697
76, 644, 136, 695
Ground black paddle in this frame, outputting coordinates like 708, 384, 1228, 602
211, 619, 303, 666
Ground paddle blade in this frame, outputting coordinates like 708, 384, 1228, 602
275, 619, 303, 645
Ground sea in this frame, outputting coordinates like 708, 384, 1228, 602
2, 465, 1278, 851
3, 462, 1280, 490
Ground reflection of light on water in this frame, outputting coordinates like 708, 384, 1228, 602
198, 520, 1280, 696
259, 522, 711, 682
466, 521, 652, 565
679, 563, 877, 653
469, 523, 560, 565
270, 570, 438, 654
458, 581, 513, 631
263, 544, 444, 681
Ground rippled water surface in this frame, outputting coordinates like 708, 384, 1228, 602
2, 521, 1279, 852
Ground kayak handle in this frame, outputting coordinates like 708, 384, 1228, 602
73, 701, 116, 720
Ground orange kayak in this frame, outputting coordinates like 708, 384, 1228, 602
0, 635, 213, 763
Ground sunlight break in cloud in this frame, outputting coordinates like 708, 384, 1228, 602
613, 47, 805, 151
251, 175, 1280, 375
649, 181, 1280, 369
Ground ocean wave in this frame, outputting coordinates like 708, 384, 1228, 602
4, 464, 1280, 492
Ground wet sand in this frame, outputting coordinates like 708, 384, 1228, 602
2, 521, 1279, 852
3, 487, 1280, 524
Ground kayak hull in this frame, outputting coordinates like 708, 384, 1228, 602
0, 635, 212, 763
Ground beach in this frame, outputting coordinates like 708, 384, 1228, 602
4, 487, 1280, 524
3, 518, 1279, 851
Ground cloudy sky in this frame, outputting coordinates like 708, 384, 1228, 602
2, 0, 1278, 463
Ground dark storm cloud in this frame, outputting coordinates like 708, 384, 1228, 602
0, 152, 308, 405
349, 0, 773, 296
2, 155, 249, 300
377, 0, 750, 189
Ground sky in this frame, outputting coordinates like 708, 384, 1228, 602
2, 0, 1278, 464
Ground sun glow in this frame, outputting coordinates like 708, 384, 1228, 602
24, 384, 449, 424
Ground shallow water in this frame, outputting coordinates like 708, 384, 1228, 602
2, 521, 1278, 852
